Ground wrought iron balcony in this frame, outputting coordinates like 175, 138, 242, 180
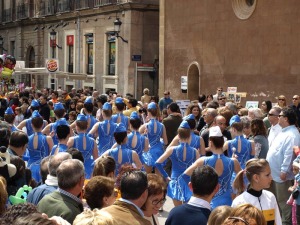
17, 4, 29, 19
2, 8, 12, 23
57, 0, 71, 13
87, 64, 93, 74
74, 0, 94, 9
94, 0, 118, 7
40, 1, 54, 16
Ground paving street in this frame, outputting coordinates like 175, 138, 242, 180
157, 196, 173, 225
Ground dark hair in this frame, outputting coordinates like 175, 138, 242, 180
1, 203, 39, 224
9, 131, 29, 148
31, 117, 43, 129
130, 118, 142, 130
231, 122, 244, 132
84, 102, 94, 113
282, 107, 297, 125
198, 94, 206, 103
54, 108, 65, 118
40, 156, 51, 183
167, 102, 180, 113
93, 156, 116, 177
10, 156, 26, 180
66, 148, 84, 163
102, 109, 112, 118
96, 95, 108, 105
147, 108, 158, 117
13, 213, 56, 225
186, 119, 196, 130
128, 98, 137, 107
0, 128, 10, 147
4, 114, 15, 124
120, 170, 148, 200
263, 100, 272, 112
84, 176, 115, 210
56, 125, 70, 140
178, 127, 191, 140
233, 159, 270, 195
209, 136, 224, 149
191, 165, 218, 196
52, 91, 58, 98
114, 131, 127, 144
76, 120, 88, 131
116, 103, 125, 111
206, 101, 219, 109
250, 119, 267, 137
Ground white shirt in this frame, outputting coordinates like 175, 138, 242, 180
187, 196, 211, 210
268, 123, 282, 148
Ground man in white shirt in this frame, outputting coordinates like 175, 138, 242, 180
267, 106, 282, 148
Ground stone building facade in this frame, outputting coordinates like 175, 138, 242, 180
0, 0, 159, 98
159, 0, 300, 105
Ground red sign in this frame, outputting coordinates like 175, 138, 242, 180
50, 39, 56, 47
67, 35, 74, 46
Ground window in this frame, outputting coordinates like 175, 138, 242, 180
85, 33, 93, 74
66, 35, 74, 73
107, 34, 116, 75
10, 41, 15, 56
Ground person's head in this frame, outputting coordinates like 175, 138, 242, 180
73, 209, 115, 225
51, 91, 58, 99
31, 117, 43, 130
240, 116, 251, 137
0, 176, 8, 216
167, 102, 180, 114
40, 156, 51, 184
207, 94, 213, 102
277, 95, 286, 107
209, 126, 224, 149
292, 95, 300, 106
1, 203, 39, 224
120, 170, 148, 206
207, 206, 232, 225
48, 152, 72, 177
39, 94, 47, 105
4, 107, 15, 124
143, 88, 149, 95
76, 102, 84, 113
218, 95, 226, 106
218, 107, 234, 127
260, 100, 272, 113
66, 148, 84, 163
69, 111, 77, 121
198, 94, 206, 103
56, 124, 70, 140
84, 101, 94, 114
237, 108, 248, 117
163, 91, 170, 99
203, 108, 218, 124
222, 203, 266, 225
92, 156, 116, 178
84, 176, 116, 210
225, 102, 238, 115
9, 131, 29, 155
216, 87, 223, 95
114, 124, 128, 144
0, 127, 10, 148
248, 108, 264, 120
214, 115, 227, 132
267, 106, 281, 126
12, 213, 56, 225
178, 121, 191, 141
96, 95, 107, 107
190, 165, 219, 198
129, 112, 142, 130
76, 114, 88, 131
57, 159, 84, 193
233, 159, 272, 196
128, 98, 138, 108
186, 104, 201, 120
250, 119, 267, 137
279, 107, 297, 128
141, 174, 167, 217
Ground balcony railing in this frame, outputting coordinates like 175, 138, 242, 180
74, 0, 94, 9
2, 9, 12, 23
107, 64, 115, 75
57, 0, 71, 13
17, 4, 29, 19
40, 1, 54, 16
68, 64, 74, 73
94, 0, 118, 6
87, 64, 93, 74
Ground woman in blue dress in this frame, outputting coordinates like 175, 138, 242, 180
27, 110, 53, 183
102, 123, 142, 176
89, 102, 117, 156
127, 111, 149, 165
68, 114, 98, 179
182, 126, 241, 209
155, 121, 199, 206
111, 97, 129, 130
50, 122, 70, 155
139, 102, 168, 174
167, 114, 206, 156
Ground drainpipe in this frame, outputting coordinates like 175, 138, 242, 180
76, 16, 81, 89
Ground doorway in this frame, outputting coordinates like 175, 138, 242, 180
187, 62, 200, 100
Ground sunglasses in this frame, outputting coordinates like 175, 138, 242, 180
218, 98, 226, 100
278, 114, 285, 118
218, 90, 222, 91
278, 99, 285, 101
293, 98, 299, 100
227, 217, 250, 225
268, 113, 278, 117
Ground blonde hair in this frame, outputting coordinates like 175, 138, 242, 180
208, 205, 232, 225
222, 203, 266, 225
73, 209, 115, 225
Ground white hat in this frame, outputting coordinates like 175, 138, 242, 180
209, 126, 223, 137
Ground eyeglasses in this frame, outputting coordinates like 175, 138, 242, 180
278, 99, 285, 101
218, 89, 222, 92
218, 98, 226, 100
278, 114, 285, 118
227, 217, 250, 225
268, 113, 278, 117
152, 198, 166, 206
293, 98, 299, 100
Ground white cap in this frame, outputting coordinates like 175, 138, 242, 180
209, 126, 223, 137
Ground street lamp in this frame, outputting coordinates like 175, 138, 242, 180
113, 18, 128, 43
50, 30, 62, 58
0, 36, 7, 53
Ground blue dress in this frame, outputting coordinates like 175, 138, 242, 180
107, 144, 134, 176
167, 143, 197, 202
26, 119, 47, 136
71, 133, 95, 179
127, 131, 146, 164
204, 154, 235, 209
143, 119, 164, 167
50, 143, 68, 155
190, 132, 200, 150
97, 119, 117, 156
87, 115, 97, 133
27, 132, 50, 183
111, 113, 129, 130
49, 118, 69, 145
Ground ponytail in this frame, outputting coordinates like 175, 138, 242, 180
233, 170, 246, 195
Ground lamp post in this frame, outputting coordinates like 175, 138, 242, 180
113, 18, 128, 43
50, 30, 57, 58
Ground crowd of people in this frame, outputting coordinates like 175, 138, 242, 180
0, 85, 300, 225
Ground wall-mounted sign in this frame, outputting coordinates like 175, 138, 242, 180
132, 55, 142, 61
67, 35, 74, 46
46, 59, 59, 73
181, 76, 187, 90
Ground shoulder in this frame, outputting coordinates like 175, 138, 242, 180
231, 192, 248, 207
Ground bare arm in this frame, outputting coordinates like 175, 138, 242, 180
184, 158, 204, 176
17, 120, 26, 129
233, 158, 242, 174
92, 140, 98, 160
250, 141, 256, 157
42, 123, 51, 135
133, 152, 142, 169
139, 124, 147, 134
199, 137, 206, 156
144, 137, 149, 152
161, 125, 168, 145
88, 122, 99, 138
168, 135, 180, 148
156, 147, 174, 164
223, 140, 229, 152
46, 136, 54, 155
67, 137, 74, 148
